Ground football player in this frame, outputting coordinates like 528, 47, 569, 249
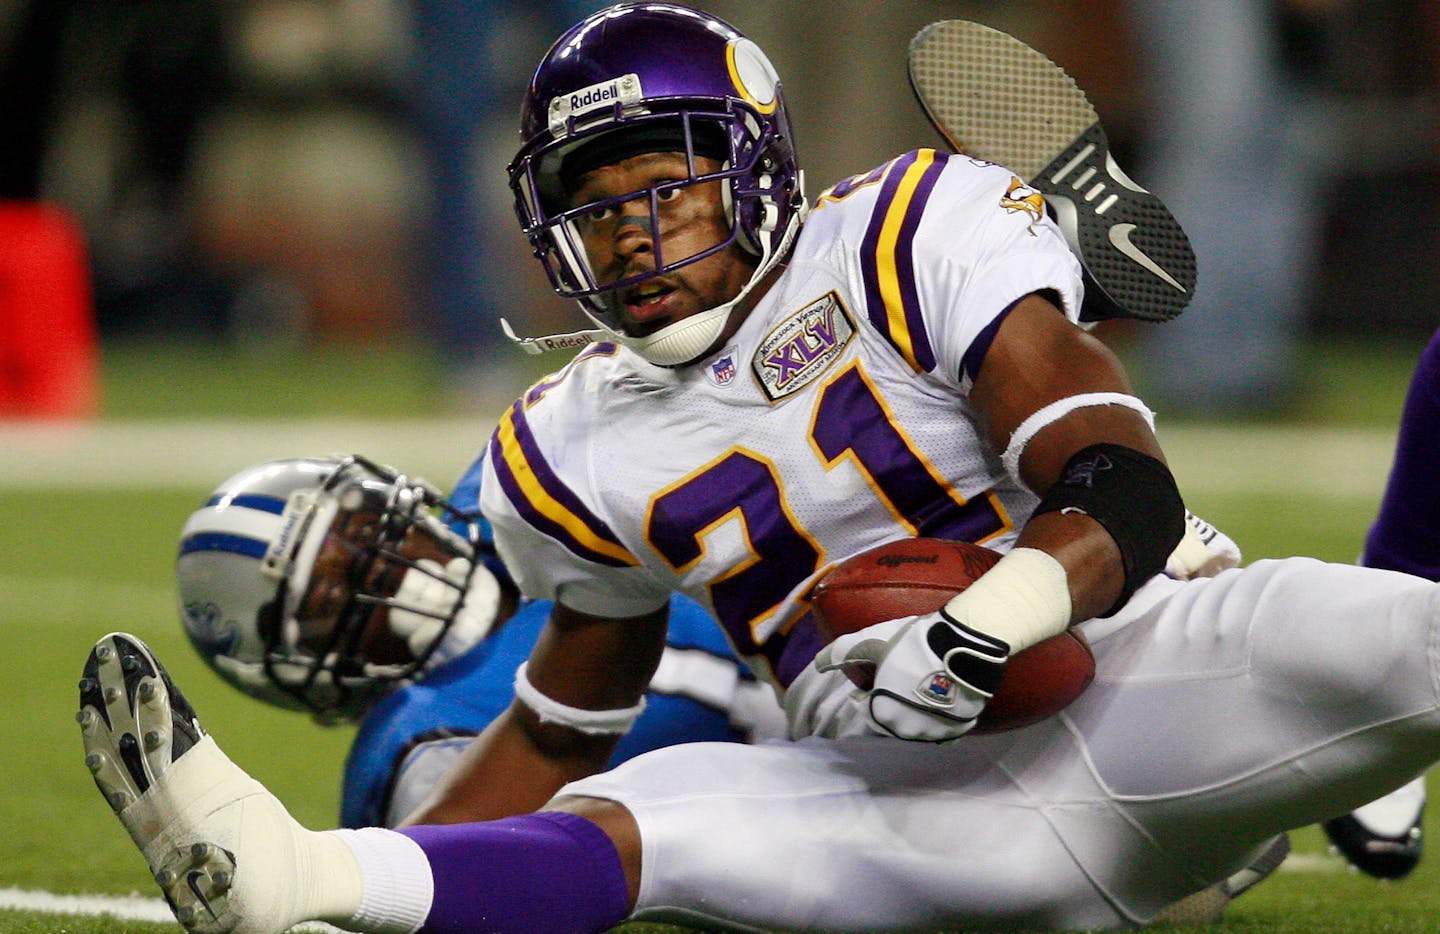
80, 6, 1440, 932
169, 453, 1271, 921
1321, 328, 1440, 879
173, 454, 784, 828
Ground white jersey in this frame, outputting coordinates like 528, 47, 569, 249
481, 151, 1082, 688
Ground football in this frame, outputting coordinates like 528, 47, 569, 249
808, 537, 1094, 733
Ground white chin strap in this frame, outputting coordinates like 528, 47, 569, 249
606, 303, 735, 367
503, 205, 805, 368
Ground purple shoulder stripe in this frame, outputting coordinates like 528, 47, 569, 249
859, 149, 950, 373
959, 296, 1023, 386
489, 401, 638, 568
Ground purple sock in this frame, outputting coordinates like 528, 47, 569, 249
399, 811, 631, 934
1366, 329, 1440, 580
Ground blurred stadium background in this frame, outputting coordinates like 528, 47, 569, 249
3, 0, 1437, 417
2, 0, 1439, 930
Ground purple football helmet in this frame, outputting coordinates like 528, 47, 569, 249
508, 2, 806, 366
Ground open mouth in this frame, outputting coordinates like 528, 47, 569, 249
626, 280, 672, 304
622, 280, 677, 321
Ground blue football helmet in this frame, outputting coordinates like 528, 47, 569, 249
175, 455, 505, 721
508, 1, 807, 366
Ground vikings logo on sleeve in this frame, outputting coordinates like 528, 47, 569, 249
1000, 176, 1046, 231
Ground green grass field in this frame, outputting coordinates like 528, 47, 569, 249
2, 335, 1437, 932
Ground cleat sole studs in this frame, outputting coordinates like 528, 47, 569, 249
80, 634, 231, 930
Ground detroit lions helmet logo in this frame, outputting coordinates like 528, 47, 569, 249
182, 601, 239, 656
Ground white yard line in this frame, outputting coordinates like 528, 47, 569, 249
0, 886, 177, 924
0, 418, 1400, 498
1274, 852, 1346, 874
0, 885, 344, 930
0, 418, 493, 490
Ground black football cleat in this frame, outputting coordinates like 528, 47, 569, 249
909, 19, 1196, 324
1323, 777, 1425, 880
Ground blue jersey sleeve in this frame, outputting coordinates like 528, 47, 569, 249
446, 450, 513, 594
339, 594, 765, 828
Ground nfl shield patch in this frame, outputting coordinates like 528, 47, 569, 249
918, 671, 958, 706
710, 354, 736, 386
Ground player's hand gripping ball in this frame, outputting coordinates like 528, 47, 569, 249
808, 538, 1095, 734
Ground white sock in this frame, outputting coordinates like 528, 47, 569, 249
328, 828, 435, 934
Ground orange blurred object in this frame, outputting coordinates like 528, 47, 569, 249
0, 202, 97, 419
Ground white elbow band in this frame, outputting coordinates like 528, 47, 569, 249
1001, 392, 1155, 486
940, 547, 1072, 654
513, 662, 647, 735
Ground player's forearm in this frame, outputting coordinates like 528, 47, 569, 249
1011, 507, 1123, 625
396, 705, 617, 826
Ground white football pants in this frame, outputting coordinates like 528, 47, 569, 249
561, 557, 1440, 931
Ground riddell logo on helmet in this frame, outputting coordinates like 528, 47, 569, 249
262, 489, 317, 579
548, 74, 643, 133
571, 83, 619, 109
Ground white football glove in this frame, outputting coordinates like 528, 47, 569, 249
813, 610, 1009, 742
1165, 510, 1242, 580
389, 557, 501, 671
